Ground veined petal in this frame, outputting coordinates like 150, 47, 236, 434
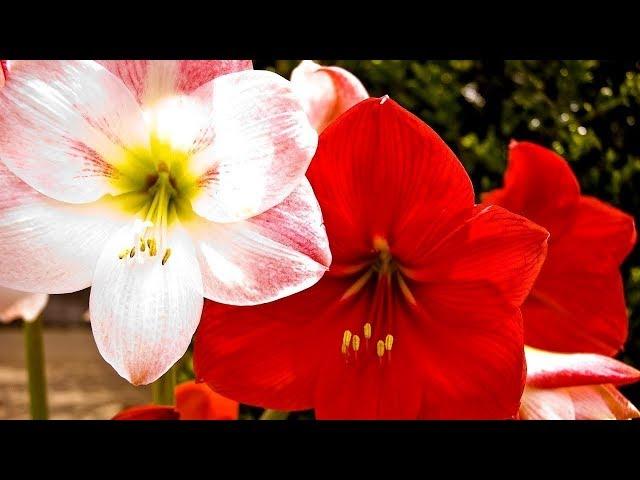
98, 60, 252, 107
190, 179, 330, 306
410, 281, 526, 419
0, 60, 7, 87
410, 205, 549, 307
0, 286, 48, 323
307, 97, 475, 266
0, 163, 126, 293
195, 277, 348, 411
0, 60, 147, 203
525, 347, 640, 389
90, 224, 203, 385
291, 60, 368, 132
187, 70, 318, 223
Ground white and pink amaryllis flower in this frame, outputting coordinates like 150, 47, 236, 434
0, 286, 48, 324
290, 60, 368, 133
0, 60, 331, 385
520, 347, 640, 420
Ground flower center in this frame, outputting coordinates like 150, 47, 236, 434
338, 236, 416, 365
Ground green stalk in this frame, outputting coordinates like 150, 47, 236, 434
152, 364, 177, 405
259, 409, 289, 420
23, 314, 49, 420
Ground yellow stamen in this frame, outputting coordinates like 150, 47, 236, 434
148, 238, 157, 257
385, 334, 394, 351
352, 335, 360, 352
118, 249, 130, 260
129, 247, 136, 258
376, 340, 385, 358
363, 322, 372, 340
139, 238, 146, 252
162, 248, 172, 266
342, 330, 352, 348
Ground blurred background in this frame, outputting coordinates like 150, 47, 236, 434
1, 60, 639, 418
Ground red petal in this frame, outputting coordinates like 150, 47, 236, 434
409, 205, 548, 308
0, 61, 7, 87
194, 277, 348, 411
175, 381, 239, 420
410, 281, 526, 419
307, 97, 474, 268
548, 196, 636, 274
112, 405, 180, 420
525, 347, 640, 389
524, 270, 629, 355
482, 141, 580, 238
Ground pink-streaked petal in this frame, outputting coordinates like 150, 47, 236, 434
89, 224, 203, 385
0, 286, 48, 323
0, 163, 126, 293
0, 60, 147, 203
97, 60, 253, 107
291, 60, 368, 132
190, 179, 330, 305
525, 346, 640, 389
187, 69, 317, 223
519, 386, 576, 420
0, 60, 7, 87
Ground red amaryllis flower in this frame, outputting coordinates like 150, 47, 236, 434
520, 347, 640, 420
194, 97, 549, 419
483, 142, 636, 356
113, 381, 239, 420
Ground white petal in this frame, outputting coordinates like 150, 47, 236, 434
0, 163, 126, 293
89, 224, 203, 385
0, 286, 48, 323
0, 60, 147, 203
190, 179, 330, 305
188, 70, 318, 223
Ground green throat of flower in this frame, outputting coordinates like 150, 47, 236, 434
110, 138, 201, 266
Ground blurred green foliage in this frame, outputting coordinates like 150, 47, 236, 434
261, 60, 640, 403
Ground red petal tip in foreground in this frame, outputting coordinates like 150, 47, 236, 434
113, 405, 180, 420
483, 141, 637, 357
196, 97, 549, 419
112, 381, 239, 420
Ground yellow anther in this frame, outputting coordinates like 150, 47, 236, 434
376, 340, 385, 358
342, 330, 352, 348
129, 247, 136, 258
352, 335, 360, 352
139, 238, 146, 252
147, 238, 157, 257
385, 334, 394, 351
363, 322, 372, 339
162, 248, 172, 265
118, 249, 130, 260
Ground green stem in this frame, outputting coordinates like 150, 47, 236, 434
259, 409, 289, 420
23, 314, 49, 420
152, 364, 177, 405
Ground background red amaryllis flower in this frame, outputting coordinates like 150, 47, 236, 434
113, 381, 238, 420
194, 97, 549, 419
483, 141, 637, 356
